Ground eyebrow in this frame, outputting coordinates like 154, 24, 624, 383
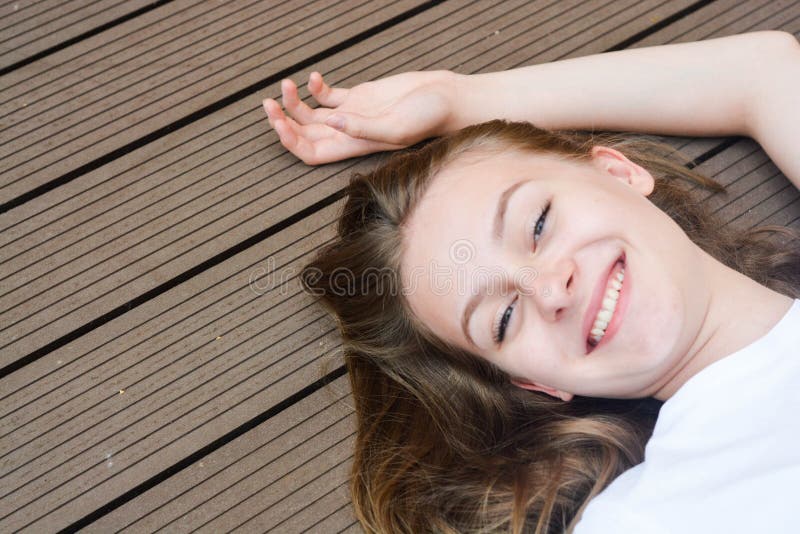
461, 290, 483, 348
462, 179, 530, 347
493, 180, 528, 241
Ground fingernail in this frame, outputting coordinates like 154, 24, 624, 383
326, 115, 345, 131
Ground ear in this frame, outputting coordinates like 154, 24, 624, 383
511, 378, 574, 402
590, 145, 654, 196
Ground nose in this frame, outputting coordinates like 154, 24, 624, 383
517, 257, 576, 321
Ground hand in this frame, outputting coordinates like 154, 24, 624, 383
262, 70, 455, 165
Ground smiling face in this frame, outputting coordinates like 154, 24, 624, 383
400, 146, 712, 401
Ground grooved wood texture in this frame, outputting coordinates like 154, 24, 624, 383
0, 0, 156, 68
0, 0, 429, 202
1, 1, 798, 532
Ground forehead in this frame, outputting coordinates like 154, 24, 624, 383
400, 150, 571, 343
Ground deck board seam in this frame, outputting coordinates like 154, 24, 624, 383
0, 0, 446, 214
57, 365, 348, 533
0, 294, 323, 456
5, 329, 340, 527
174, 420, 355, 531
0, 0, 201, 95
0, 0, 132, 47
0, 225, 339, 410
117, 378, 351, 531
0, 0, 376, 162
0, 188, 345, 378
0, 0, 175, 77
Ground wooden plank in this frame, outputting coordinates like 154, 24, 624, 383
0, 0, 709, 364
759, 192, 800, 227
636, 0, 798, 46
87, 375, 355, 533
695, 139, 800, 229
2, 1, 798, 532
339, 521, 365, 534
0, 0, 438, 364
273, 486, 358, 534
204, 435, 354, 532
0, 202, 345, 531
0, 0, 156, 69
0, 0, 429, 203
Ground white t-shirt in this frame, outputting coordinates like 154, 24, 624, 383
575, 298, 800, 534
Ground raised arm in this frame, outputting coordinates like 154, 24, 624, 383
264, 31, 799, 187
448, 31, 800, 188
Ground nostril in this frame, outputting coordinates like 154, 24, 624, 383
567, 273, 574, 290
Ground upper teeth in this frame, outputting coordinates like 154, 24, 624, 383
589, 267, 624, 344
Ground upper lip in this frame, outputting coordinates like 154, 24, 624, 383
583, 252, 624, 353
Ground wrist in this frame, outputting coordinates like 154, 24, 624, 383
439, 71, 472, 135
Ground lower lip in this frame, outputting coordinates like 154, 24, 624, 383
588, 254, 631, 353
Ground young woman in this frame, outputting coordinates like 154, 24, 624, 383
263, 32, 800, 533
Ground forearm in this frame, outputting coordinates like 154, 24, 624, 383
448, 31, 783, 139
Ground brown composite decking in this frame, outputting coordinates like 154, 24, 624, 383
1, 0, 798, 532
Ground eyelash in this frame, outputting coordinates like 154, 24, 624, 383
492, 200, 551, 344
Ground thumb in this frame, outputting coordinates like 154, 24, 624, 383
324, 112, 401, 143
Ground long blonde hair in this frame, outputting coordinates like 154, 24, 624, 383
302, 120, 800, 533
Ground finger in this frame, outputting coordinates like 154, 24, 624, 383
273, 118, 299, 151
281, 78, 331, 125
312, 136, 405, 164
308, 71, 348, 108
275, 116, 401, 165
285, 78, 333, 122
273, 116, 329, 164
272, 104, 406, 164
281, 79, 315, 124
262, 98, 283, 129
324, 110, 410, 145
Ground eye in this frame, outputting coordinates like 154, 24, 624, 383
494, 200, 551, 345
493, 295, 518, 344
532, 200, 551, 249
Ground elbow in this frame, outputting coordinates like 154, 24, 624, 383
744, 31, 800, 139
746, 30, 800, 69
761, 30, 800, 56
753, 30, 800, 64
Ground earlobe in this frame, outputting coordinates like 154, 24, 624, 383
511, 378, 574, 402
591, 145, 655, 197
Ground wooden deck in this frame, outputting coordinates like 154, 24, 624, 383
1, 1, 798, 532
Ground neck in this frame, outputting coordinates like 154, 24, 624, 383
653, 249, 793, 401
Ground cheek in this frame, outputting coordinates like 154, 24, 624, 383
500, 329, 562, 384
623, 256, 689, 381
636, 285, 684, 355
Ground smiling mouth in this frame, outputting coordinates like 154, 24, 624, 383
585, 253, 626, 354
